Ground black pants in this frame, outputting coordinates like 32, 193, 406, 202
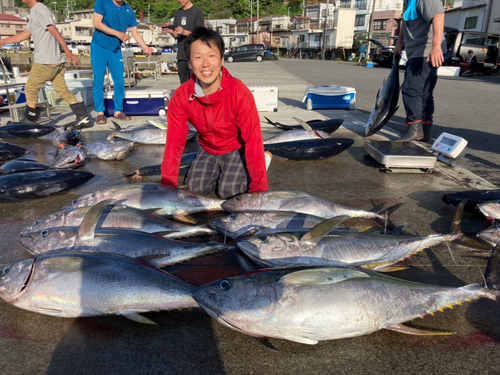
402, 57, 438, 124
178, 60, 193, 84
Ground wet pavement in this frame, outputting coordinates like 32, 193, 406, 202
1, 62, 500, 375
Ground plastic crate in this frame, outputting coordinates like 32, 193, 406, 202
43, 79, 94, 106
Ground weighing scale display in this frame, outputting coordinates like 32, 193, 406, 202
432, 132, 468, 159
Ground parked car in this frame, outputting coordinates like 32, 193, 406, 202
224, 44, 267, 63
122, 43, 142, 54
1, 43, 22, 52
443, 28, 499, 74
370, 39, 407, 68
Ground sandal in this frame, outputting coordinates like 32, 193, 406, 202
113, 112, 131, 120
96, 114, 107, 124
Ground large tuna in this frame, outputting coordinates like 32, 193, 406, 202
0, 141, 29, 161
0, 124, 55, 139
62, 183, 224, 220
124, 152, 198, 179
52, 145, 85, 169
365, 54, 401, 136
264, 116, 344, 134
0, 169, 94, 199
193, 267, 497, 347
264, 138, 354, 160
0, 251, 198, 324
81, 140, 135, 161
442, 190, 500, 212
221, 190, 401, 222
0, 160, 53, 175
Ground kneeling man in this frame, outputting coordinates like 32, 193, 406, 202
161, 27, 268, 198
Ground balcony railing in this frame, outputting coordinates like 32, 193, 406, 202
462, 0, 487, 9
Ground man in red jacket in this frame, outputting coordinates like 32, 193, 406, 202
161, 27, 268, 199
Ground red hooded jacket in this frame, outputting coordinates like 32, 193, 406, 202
161, 67, 268, 192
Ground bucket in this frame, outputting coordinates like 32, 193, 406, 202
366, 62, 373, 68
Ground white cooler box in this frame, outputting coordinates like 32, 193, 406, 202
302, 85, 356, 110
437, 66, 460, 77
248, 86, 279, 112
43, 78, 94, 106
104, 90, 169, 117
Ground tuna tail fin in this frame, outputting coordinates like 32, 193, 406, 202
484, 244, 500, 291
449, 200, 492, 250
111, 121, 123, 131
375, 203, 404, 226
263, 116, 275, 125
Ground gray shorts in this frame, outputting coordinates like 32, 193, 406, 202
185, 148, 250, 199
359, 53, 366, 60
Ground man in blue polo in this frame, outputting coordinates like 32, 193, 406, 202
358, 43, 367, 66
91, 0, 153, 125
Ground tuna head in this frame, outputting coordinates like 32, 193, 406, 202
221, 193, 263, 213
478, 226, 500, 247
63, 191, 103, 210
192, 271, 282, 336
20, 228, 78, 254
236, 234, 303, 267
478, 201, 500, 220
0, 258, 35, 302
213, 213, 263, 238
113, 141, 135, 160
53, 147, 85, 169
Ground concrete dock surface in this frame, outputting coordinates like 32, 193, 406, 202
1, 60, 499, 375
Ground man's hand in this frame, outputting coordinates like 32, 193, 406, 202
143, 47, 153, 55
66, 52, 79, 65
427, 45, 444, 68
165, 28, 175, 35
174, 26, 185, 36
116, 32, 131, 43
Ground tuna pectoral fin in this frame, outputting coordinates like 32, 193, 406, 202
263, 116, 275, 125
122, 312, 158, 325
78, 199, 116, 240
153, 212, 196, 225
156, 231, 180, 237
370, 264, 408, 272
385, 323, 453, 336
254, 337, 280, 352
281, 268, 370, 286
292, 117, 313, 131
300, 215, 350, 245
111, 121, 123, 131
376, 203, 404, 224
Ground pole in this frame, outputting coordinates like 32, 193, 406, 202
367, 0, 376, 57
302, 0, 305, 17
257, 0, 259, 43
322, 0, 329, 60
250, 0, 253, 34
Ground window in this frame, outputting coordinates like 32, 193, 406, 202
322, 9, 326, 17
275, 38, 280, 43
355, 15, 365, 27
298, 35, 305, 42
355, 0, 367, 10
374, 20, 387, 30
340, 0, 351, 8
315, 34, 321, 41
464, 16, 478, 29
464, 34, 486, 45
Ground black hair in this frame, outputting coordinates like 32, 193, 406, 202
468, 49, 474, 54
184, 27, 225, 61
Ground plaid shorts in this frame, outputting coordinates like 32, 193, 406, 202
185, 148, 250, 199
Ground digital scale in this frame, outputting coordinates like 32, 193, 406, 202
364, 132, 468, 173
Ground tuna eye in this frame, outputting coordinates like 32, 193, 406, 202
234, 196, 240, 201
2, 266, 9, 275
228, 214, 236, 220
258, 235, 269, 242
218, 279, 231, 291
34, 220, 40, 225
41, 230, 49, 237
72, 199, 77, 204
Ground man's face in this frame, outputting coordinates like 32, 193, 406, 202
189, 40, 224, 94
178, 0, 191, 8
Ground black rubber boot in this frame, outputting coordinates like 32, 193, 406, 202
21, 105, 41, 124
420, 121, 432, 143
395, 121, 424, 142
69, 102, 93, 130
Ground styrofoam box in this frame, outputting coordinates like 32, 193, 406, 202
437, 66, 460, 77
43, 79, 94, 106
104, 90, 169, 116
64, 70, 94, 80
248, 86, 279, 112
302, 85, 356, 110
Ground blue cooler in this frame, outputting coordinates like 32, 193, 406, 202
302, 85, 356, 110
104, 90, 169, 116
